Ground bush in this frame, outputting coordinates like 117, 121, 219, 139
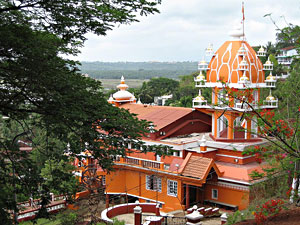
226, 210, 246, 225
253, 199, 285, 224
58, 212, 77, 225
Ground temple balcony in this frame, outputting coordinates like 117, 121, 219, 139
114, 156, 175, 172
262, 99, 278, 108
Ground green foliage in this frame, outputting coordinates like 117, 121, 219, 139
276, 25, 300, 49
0, 0, 161, 44
164, 72, 211, 107
135, 77, 179, 103
0, 0, 164, 222
97, 218, 125, 225
58, 212, 77, 225
41, 159, 79, 196
226, 210, 246, 225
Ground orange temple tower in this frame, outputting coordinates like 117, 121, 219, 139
193, 23, 278, 142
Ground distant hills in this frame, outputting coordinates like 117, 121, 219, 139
79, 61, 198, 79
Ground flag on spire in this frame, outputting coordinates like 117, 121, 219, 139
242, 2, 245, 21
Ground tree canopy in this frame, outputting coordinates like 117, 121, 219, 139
0, 0, 163, 223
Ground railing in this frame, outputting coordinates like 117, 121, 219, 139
119, 156, 164, 170
234, 102, 258, 110
142, 160, 161, 169
124, 157, 140, 165
142, 214, 187, 225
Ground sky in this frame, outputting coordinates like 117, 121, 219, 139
73, 0, 300, 62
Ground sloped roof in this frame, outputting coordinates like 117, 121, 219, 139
181, 155, 219, 180
119, 103, 192, 130
281, 46, 295, 51
216, 161, 270, 182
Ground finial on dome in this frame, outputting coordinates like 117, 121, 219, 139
205, 43, 214, 56
193, 89, 208, 108
266, 89, 275, 101
239, 56, 249, 71
137, 98, 142, 104
264, 89, 278, 108
200, 135, 206, 147
229, 24, 244, 40
263, 57, 273, 70
198, 59, 209, 71
265, 71, 276, 87
257, 45, 266, 57
108, 94, 114, 103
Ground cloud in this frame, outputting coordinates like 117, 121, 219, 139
72, 0, 300, 62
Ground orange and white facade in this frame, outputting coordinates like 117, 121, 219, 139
75, 19, 279, 213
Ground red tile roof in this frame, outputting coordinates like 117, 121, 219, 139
281, 46, 295, 51
119, 103, 192, 130
216, 161, 270, 182
181, 155, 213, 179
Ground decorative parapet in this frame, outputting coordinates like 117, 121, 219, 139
101, 202, 158, 224
116, 156, 168, 172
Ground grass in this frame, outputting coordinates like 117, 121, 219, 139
99, 78, 148, 90
20, 218, 61, 225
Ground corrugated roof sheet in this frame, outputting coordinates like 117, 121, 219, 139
119, 103, 192, 130
182, 155, 213, 179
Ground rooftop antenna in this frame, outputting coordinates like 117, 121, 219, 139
242, 1, 245, 41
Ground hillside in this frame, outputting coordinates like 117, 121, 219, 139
79, 61, 198, 79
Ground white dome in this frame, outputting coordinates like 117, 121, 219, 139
113, 90, 135, 100
117, 83, 129, 89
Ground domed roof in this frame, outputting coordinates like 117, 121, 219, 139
266, 94, 275, 101
196, 71, 206, 81
266, 72, 276, 81
109, 76, 136, 103
206, 41, 264, 84
194, 90, 206, 102
264, 57, 272, 65
113, 90, 135, 100
266, 90, 275, 101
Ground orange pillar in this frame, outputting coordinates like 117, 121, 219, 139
214, 112, 218, 138
227, 116, 234, 139
246, 119, 251, 139
106, 194, 109, 208
186, 184, 190, 210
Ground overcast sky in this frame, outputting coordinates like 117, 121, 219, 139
73, 0, 300, 62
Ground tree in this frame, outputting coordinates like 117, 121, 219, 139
165, 73, 211, 107
137, 77, 179, 103
276, 25, 300, 49
0, 0, 163, 223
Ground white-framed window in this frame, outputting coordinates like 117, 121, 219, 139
167, 180, 178, 197
212, 189, 218, 199
146, 175, 161, 192
102, 176, 106, 185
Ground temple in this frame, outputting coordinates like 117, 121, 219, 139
75, 20, 279, 213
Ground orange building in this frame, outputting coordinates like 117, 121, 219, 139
76, 23, 279, 213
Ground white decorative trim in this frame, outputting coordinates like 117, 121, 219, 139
218, 177, 250, 185
216, 154, 254, 159
127, 156, 163, 164
208, 181, 250, 190
105, 192, 165, 204
101, 202, 157, 224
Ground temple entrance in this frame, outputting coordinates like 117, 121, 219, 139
183, 184, 204, 209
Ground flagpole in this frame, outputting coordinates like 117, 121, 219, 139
242, 1, 245, 41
